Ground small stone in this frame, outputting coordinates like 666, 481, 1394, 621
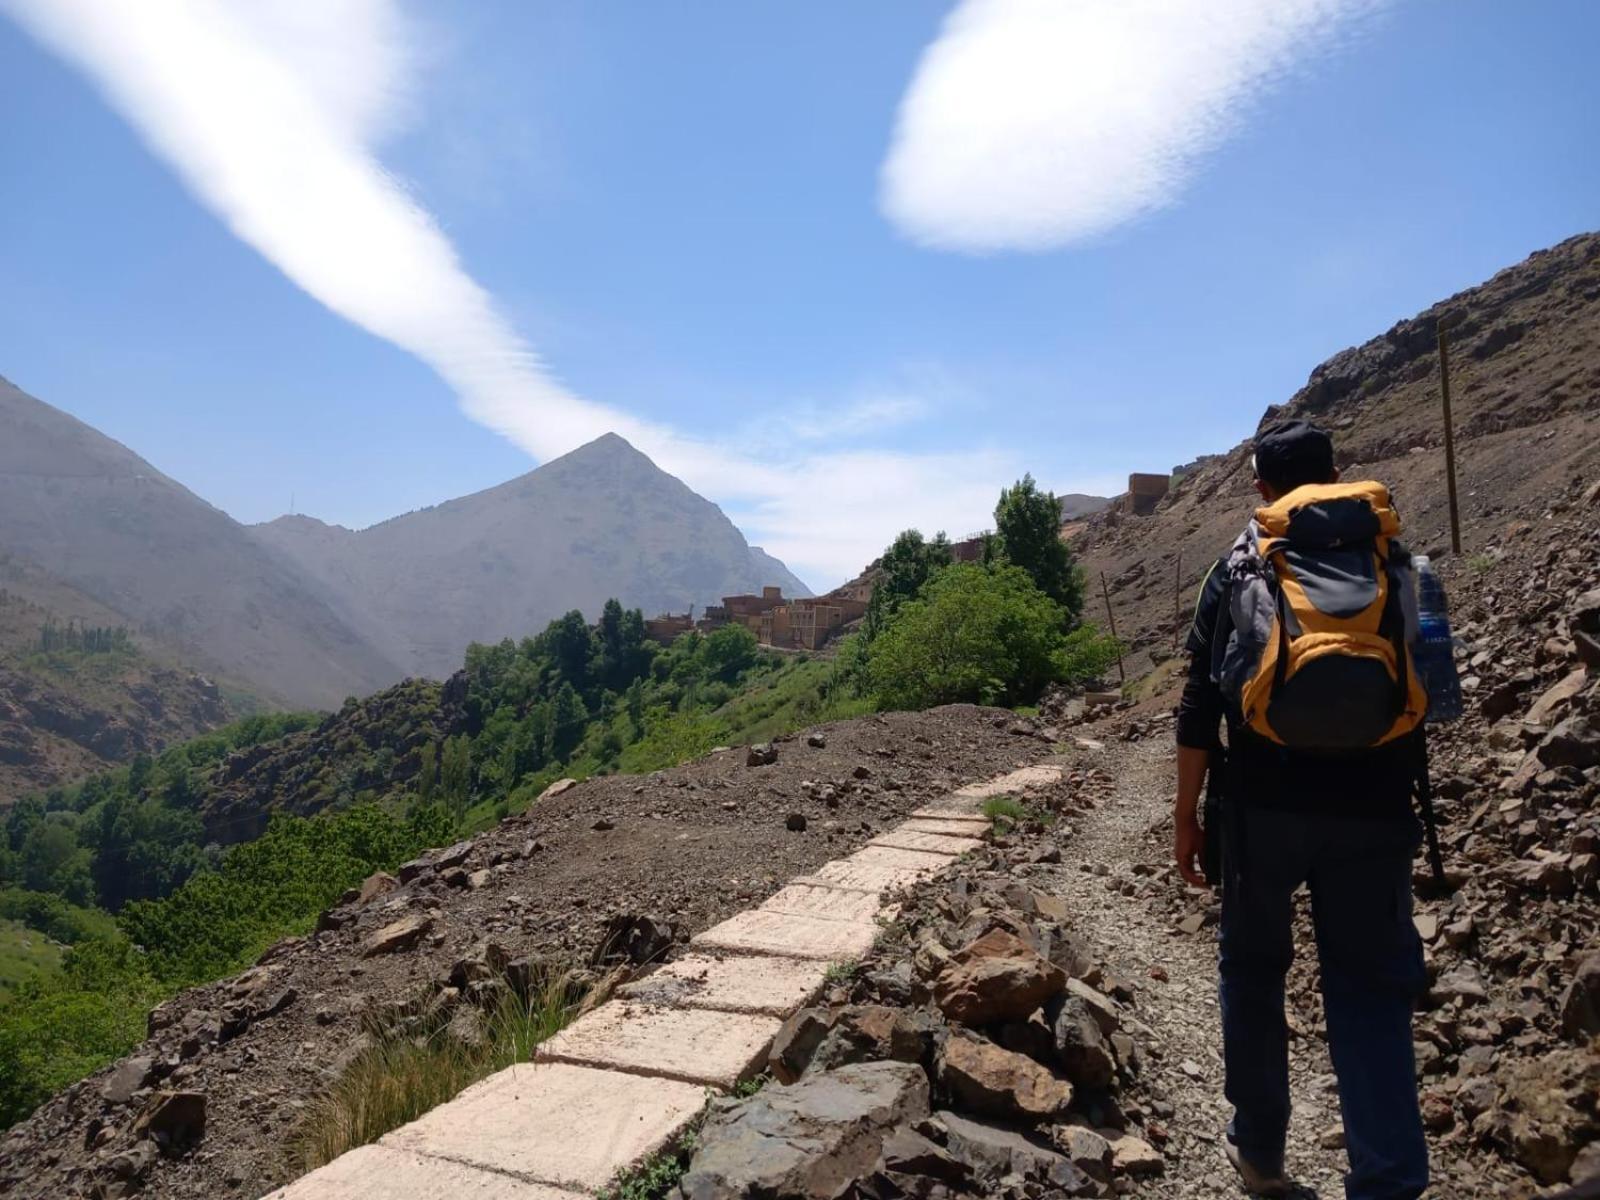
100, 1056, 155, 1106
361, 913, 434, 957
1108, 1134, 1164, 1177
786, 812, 808, 832
592, 817, 615, 831
746, 743, 778, 767
538, 777, 578, 801
1319, 1124, 1346, 1150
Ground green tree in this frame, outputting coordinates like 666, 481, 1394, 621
993, 474, 1084, 620
415, 741, 438, 806
865, 529, 954, 638
545, 683, 586, 765
866, 563, 1090, 709
18, 820, 94, 907
698, 624, 758, 683
439, 736, 472, 828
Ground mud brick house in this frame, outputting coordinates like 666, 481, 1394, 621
708, 586, 787, 634
762, 594, 870, 651
1123, 472, 1170, 516
643, 612, 695, 645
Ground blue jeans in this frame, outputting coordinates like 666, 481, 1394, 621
1219, 805, 1429, 1200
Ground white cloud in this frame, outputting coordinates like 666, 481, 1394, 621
1, 0, 1015, 586
881, 0, 1384, 252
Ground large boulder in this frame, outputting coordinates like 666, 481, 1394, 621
679, 1061, 929, 1200
933, 929, 1066, 1026
936, 1029, 1073, 1122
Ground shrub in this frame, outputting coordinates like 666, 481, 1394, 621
290, 963, 606, 1171
867, 564, 1071, 709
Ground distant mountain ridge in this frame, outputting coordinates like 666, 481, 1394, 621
253, 433, 811, 680
0, 379, 809, 704
0, 376, 404, 709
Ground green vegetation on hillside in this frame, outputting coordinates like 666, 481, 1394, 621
0, 802, 452, 1126
0, 471, 1117, 1131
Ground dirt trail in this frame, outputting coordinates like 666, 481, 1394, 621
1038, 736, 1349, 1199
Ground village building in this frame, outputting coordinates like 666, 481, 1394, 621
760, 594, 869, 651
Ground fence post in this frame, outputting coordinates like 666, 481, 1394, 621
1437, 325, 1464, 556
1099, 571, 1125, 685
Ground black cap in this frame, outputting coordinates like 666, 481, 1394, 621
1252, 419, 1335, 492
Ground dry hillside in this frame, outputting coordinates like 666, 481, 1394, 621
1076, 231, 1600, 681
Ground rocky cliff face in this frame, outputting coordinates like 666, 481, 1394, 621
252, 433, 811, 680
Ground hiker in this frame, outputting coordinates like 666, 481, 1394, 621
1173, 419, 1431, 1200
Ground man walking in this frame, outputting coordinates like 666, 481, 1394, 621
1174, 419, 1430, 1199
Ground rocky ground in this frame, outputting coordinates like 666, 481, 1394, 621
0, 704, 1051, 1200
669, 495, 1600, 1199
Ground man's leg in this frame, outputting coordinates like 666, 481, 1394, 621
1307, 815, 1429, 1200
1218, 805, 1303, 1170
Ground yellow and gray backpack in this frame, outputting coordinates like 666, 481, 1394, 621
1216, 481, 1428, 750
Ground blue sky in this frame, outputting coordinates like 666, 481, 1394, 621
1, 1, 1596, 588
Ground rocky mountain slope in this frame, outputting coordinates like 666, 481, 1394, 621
0, 552, 239, 804
0, 380, 809, 730
1075, 231, 1600, 678
0, 377, 405, 710
252, 433, 809, 680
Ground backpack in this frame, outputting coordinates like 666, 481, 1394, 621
1216, 480, 1428, 751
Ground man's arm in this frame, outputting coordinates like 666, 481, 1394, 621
1174, 559, 1228, 888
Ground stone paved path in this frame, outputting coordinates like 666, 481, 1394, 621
265, 764, 1062, 1199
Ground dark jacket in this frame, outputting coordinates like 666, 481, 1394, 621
1177, 555, 1416, 815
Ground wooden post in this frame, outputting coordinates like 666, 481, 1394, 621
1099, 571, 1125, 685
1437, 326, 1464, 556
1173, 550, 1183, 646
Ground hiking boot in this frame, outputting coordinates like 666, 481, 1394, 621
1224, 1135, 1290, 1197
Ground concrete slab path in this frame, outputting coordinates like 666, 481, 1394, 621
270, 758, 1060, 1198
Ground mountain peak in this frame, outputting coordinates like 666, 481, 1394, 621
560, 431, 648, 465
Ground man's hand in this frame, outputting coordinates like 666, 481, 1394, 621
1174, 743, 1212, 889
1175, 809, 1209, 889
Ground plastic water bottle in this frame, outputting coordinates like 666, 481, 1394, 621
1412, 555, 1463, 723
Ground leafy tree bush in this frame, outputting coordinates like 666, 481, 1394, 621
993, 473, 1085, 620
864, 529, 953, 639
866, 563, 1107, 709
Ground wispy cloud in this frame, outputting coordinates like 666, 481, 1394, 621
2, 0, 1015, 586
881, 0, 1384, 253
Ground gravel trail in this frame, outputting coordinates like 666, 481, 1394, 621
1036, 735, 1348, 1199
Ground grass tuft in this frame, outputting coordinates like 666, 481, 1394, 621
981, 794, 1029, 829
823, 959, 860, 986
289, 962, 615, 1172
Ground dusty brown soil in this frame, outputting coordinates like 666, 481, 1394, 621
0, 705, 1050, 1200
